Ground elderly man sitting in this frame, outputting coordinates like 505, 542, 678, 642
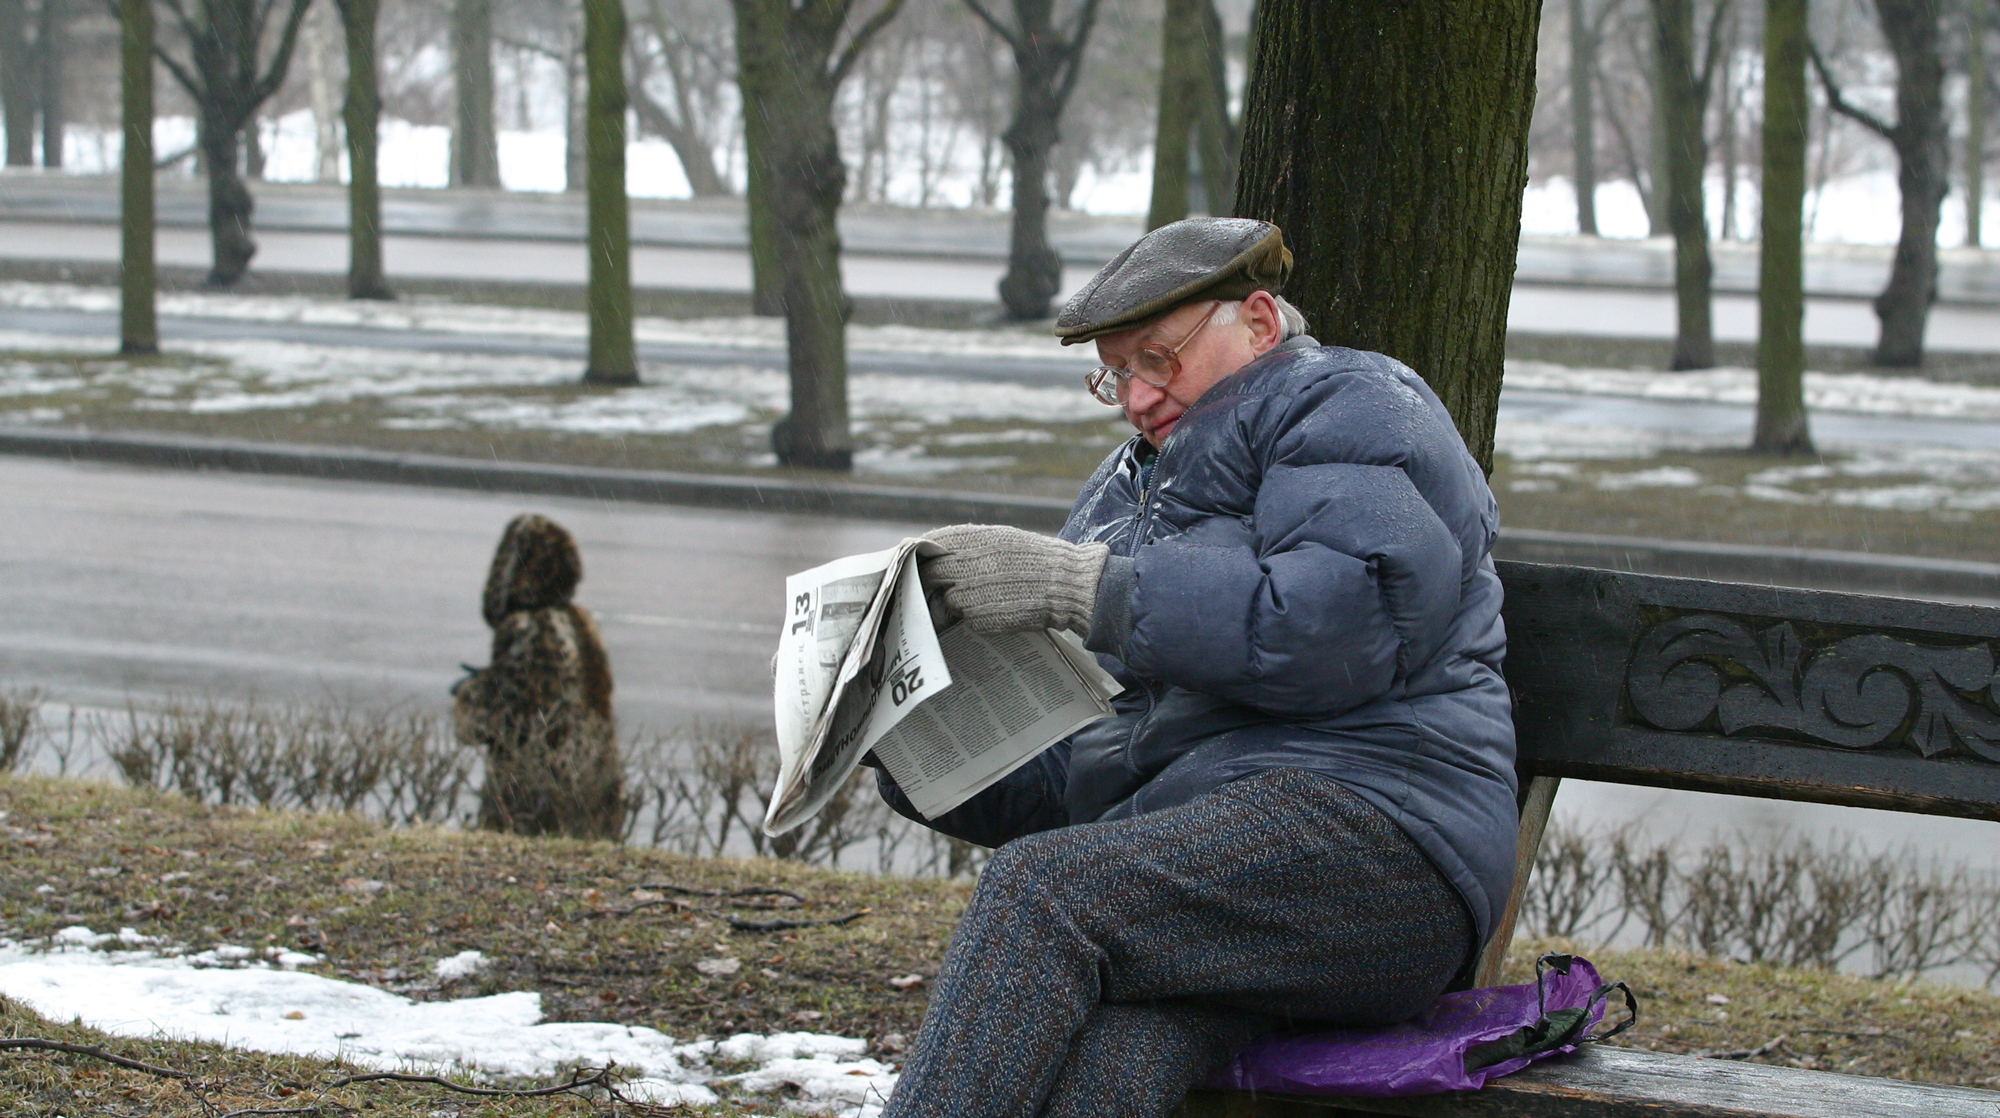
873, 218, 1517, 1118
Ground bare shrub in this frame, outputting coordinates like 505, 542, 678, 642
106, 696, 474, 825
623, 721, 987, 877
0, 687, 41, 773
1521, 823, 1999, 989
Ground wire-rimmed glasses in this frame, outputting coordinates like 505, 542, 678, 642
1083, 301, 1222, 406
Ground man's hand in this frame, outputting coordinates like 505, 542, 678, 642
919, 524, 1110, 636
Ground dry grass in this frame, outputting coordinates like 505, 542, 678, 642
1501, 939, 2000, 1089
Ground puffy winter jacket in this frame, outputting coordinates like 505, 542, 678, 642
877, 337, 1518, 946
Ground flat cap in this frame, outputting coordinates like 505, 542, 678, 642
1054, 218, 1292, 345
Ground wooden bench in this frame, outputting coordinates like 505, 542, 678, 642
1179, 561, 2000, 1118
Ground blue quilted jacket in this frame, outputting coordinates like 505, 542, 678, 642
877, 337, 1518, 945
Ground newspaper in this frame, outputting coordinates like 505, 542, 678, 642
765, 539, 1123, 836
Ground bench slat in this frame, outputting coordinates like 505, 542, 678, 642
1179, 1046, 2000, 1118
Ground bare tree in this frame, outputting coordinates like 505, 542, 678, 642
1653, 0, 1732, 369
154, 0, 315, 287
628, 0, 732, 197
452, 0, 500, 186
36, 0, 63, 166
582, 0, 636, 386
1811, 0, 1950, 367
335, 0, 389, 299
2, 0, 39, 165
1968, 0, 1988, 246
965, 0, 1105, 321
733, 0, 907, 469
1757, 0, 1813, 453
1147, 0, 1232, 228
1572, 0, 1606, 234
119, 0, 157, 355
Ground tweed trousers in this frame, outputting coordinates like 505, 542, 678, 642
881, 768, 1474, 1118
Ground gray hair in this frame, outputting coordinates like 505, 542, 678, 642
1210, 295, 1310, 341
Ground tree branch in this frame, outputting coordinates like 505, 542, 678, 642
1695, 0, 1732, 102
252, 0, 315, 105
959, 0, 1019, 51
1808, 40, 1896, 141
0, 1038, 196, 1080
830, 0, 908, 87
1052, 0, 1106, 112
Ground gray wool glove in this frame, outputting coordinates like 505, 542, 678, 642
920, 524, 1110, 636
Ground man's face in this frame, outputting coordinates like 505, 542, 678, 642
1094, 290, 1284, 448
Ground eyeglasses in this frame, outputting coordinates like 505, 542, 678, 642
1084, 301, 1221, 406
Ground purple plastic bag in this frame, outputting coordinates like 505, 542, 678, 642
1204, 954, 1633, 1098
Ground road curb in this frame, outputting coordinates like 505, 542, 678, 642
6, 427, 1995, 601
0, 427, 1076, 530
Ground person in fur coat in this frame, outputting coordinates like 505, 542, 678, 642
453, 514, 623, 838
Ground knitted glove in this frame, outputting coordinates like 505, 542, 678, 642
919, 524, 1110, 636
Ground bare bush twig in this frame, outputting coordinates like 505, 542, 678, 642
0, 1037, 196, 1079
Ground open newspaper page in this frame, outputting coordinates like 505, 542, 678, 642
765, 542, 1125, 835
869, 626, 1123, 820
765, 540, 948, 837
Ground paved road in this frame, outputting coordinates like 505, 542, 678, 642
6, 453, 1993, 877
0, 454, 922, 734
11, 216, 2000, 352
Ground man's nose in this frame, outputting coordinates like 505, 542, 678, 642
1124, 376, 1166, 418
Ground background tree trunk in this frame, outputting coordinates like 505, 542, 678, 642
1968, 0, 1987, 247
1193, 0, 1237, 214
339, 0, 391, 300
1653, 0, 1716, 370
1871, 0, 1949, 367
36, 0, 62, 167
1572, 0, 1599, 234
582, 0, 637, 386
564, 44, 587, 192
451, 0, 501, 188
1234, 0, 1541, 469
1146, 0, 1203, 230
199, 111, 256, 285
734, 0, 785, 316
156, 0, 315, 287
762, 22, 851, 467
1, 0, 36, 166
974, 0, 1104, 321
1755, 0, 1812, 453
120, 0, 157, 355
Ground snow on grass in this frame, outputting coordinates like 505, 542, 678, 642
0, 282, 1092, 365
1742, 448, 2000, 513
1504, 359, 2000, 422
0, 926, 898, 1115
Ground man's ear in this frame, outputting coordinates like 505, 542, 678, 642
1243, 290, 1285, 356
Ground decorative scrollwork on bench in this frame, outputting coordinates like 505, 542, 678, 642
1625, 613, 2000, 763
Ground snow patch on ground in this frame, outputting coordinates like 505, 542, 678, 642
0, 927, 896, 1116
1504, 360, 2000, 422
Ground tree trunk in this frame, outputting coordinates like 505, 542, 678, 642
990, 0, 1095, 322
734, 0, 785, 315
1968, 0, 1987, 248
340, 0, 391, 300
451, 0, 500, 187
120, 0, 157, 355
305, 9, 343, 182
1872, 0, 1949, 367
763, 35, 851, 467
0, 0, 32, 167
1234, 0, 1541, 470
1754, 0, 1812, 453
1653, 0, 1714, 369
564, 45, 587, 193
1147, 0, 1203, 230
1194, 0, 1237, 214
201, 113, 256, 286
1571, 0, 1599, 234
36, 0, 62, 168
582, 0, 637, 386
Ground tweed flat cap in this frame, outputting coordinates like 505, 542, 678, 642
1054, 217, 1292, 345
